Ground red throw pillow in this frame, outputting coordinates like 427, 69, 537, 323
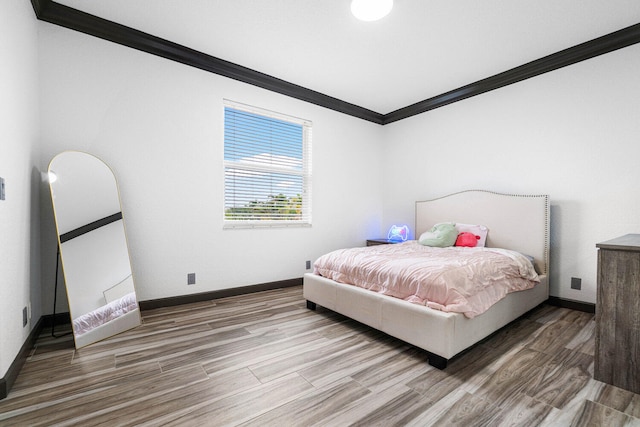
455, 232, 480, 247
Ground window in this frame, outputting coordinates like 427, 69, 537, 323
224, 101, 312, 228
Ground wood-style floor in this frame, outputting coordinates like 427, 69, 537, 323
1, 286, 639, 426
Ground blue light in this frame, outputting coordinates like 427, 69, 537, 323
387, 224, 409, 242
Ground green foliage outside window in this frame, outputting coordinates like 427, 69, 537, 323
225, 193, 302, 220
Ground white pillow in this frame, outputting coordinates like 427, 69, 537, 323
455, 223, 489, 247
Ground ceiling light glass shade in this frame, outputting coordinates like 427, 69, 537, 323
351, 0, 393, 21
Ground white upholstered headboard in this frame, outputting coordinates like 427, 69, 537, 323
415, 190, 549, 275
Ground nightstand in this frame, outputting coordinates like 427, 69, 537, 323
366, 239, 401, 246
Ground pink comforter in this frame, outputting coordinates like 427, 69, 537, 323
313, 241, 539, 318
73, 292, 138, 336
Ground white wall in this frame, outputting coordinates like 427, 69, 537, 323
38, 23, 384, 304
382, 43, 640, 303
0, 0, 42, 378
36, 8, 640, 313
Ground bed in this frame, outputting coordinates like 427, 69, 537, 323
303, 190, 549, 369
72, 276, 141, 348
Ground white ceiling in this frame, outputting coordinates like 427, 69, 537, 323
57, 0, 640, 114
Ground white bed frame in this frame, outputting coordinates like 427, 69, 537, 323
73, 276, 140, 348
303, 190, 549, 369
74, 308, 141, 348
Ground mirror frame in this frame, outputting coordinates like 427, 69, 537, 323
48, 151, 141, 348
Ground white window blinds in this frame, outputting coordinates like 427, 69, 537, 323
224, 101, 312, 228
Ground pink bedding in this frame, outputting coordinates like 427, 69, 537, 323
73, 292, 138, 336
313, 241, 539, 318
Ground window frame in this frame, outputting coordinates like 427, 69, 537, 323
223, 100, 312, 229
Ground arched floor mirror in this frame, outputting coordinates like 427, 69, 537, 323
48, 151, 141, 348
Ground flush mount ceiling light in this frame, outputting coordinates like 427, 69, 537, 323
351, 0, 393, 21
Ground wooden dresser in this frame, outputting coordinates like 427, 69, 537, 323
595, 234, 640, 393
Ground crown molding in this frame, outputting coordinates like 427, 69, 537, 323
31, 0, 640, 125
383, 23, 640, 124
30, 0, 385, 124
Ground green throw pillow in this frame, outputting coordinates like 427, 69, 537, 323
418, 223, 457, 247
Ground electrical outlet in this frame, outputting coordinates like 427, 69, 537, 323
306, 260, 311, 270
22, 307, 28, 327
571, 277, 582, 290
187, 273, 196, 285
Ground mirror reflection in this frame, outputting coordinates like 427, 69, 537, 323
48, 151, 141, 348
